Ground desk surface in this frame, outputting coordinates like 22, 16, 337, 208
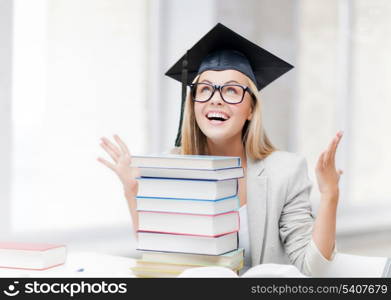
0, 251, 137, 277
1, 251, 389, 278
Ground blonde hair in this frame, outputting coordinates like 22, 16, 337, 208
179, 74, 277, 160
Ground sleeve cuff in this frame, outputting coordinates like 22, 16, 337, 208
304, 238, 338, 276
309, 238, 337, 262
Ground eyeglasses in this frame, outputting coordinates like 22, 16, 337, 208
190, 82, 255, 104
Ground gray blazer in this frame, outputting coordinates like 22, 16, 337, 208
167, 148, 335, 276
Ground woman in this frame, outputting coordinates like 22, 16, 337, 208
97, 23, 343, 276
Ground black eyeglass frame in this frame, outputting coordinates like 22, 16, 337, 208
190, 82, 256, 104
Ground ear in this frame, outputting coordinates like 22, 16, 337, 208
247, 107, 253, 121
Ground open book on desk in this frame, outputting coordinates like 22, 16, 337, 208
177, 254, 391, 278
177, 264, 306, 278
312, 253, 391, 278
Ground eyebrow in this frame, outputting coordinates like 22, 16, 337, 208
199, 79, 241, 85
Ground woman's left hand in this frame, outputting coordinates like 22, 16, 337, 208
315, 131, 344, 200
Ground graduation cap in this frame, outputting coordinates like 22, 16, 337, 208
165, 23, 294, 147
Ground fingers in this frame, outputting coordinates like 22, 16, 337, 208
316, 151, 326, 170
100, 141, 119, 163
323, 136, 335, 168
101, 137, 121, 157
323, 131, 343, 168
331, 131, 343, 163
114, 134, 131, 156
97, 157, 116, 171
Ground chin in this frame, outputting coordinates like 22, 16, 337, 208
201, 127, 237, 142
197, 118, 243, 142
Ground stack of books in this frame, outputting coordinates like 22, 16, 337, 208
129, 154, 244, 277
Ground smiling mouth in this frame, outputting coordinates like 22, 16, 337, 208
207, 116, 228, 122
205, 112, 231, 122
205, 115, 230, 126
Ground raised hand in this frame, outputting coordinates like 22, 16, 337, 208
97, 134, 140, 198
315, 131, 344, 199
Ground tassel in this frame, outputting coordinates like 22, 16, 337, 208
174, 51, 189, 147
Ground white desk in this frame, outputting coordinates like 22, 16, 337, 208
1, 251, 389, 278
0, 251, 137, 277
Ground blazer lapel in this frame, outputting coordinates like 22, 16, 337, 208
246, 155, 268, 266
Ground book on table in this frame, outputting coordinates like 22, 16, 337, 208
0, 242, 67, 271
130, 263, 243, 278
137, 231, 238, 256
136, 177, 238, 200
130, 154, 241, 170
136, 195, 239, 215
136, 166, 244, 180
140, 248, 244, 269
137, 210, 239, 236
131, 258, 244, 278
131, 248, 244, 278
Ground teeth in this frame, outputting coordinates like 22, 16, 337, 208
206, 112, 229, 120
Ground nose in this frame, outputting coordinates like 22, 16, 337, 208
209, 87, 224, 105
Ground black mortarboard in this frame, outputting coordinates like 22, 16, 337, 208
165, 23, 294, 147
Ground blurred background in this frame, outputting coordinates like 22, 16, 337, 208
0, 0, 390, 258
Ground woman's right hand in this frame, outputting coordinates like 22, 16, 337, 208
97, 134, 140, 198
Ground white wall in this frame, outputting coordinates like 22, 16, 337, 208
349, 0, 391, 207
215, 0, 297, 152
0, 0, 12, 235
149, 0, 217, 154
296, 0, 391, 234
296, 0, 341, 208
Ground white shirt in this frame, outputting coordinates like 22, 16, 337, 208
238, 204, 251, 274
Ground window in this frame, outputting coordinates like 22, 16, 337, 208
296, 0, 391, 232
11, 0, 148, 233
